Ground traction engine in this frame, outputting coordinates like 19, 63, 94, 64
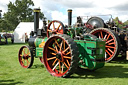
18, 8, 105, 77
82, 15, 128, 62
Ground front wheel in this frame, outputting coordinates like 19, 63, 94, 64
43, 34, 79, 77
18, 46, 34, 68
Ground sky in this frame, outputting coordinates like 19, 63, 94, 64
0, 0, 128, 24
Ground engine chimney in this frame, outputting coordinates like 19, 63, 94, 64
33, 8, 40, 36
0, 10, 2, 19
67, 9, 72, 27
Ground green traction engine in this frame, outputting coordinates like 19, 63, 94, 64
18, 8, 105, 77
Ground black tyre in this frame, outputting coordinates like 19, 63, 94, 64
43, 34, 79, 77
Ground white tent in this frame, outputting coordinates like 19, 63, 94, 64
14, 22, 43, 43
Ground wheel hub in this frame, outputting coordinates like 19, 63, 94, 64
56, 52, 63, 62
23, 55, 29, 59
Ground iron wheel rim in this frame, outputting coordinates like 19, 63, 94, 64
43, 36, 72, 77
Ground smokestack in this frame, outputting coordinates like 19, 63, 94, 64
67, 9, 72, 27
33, 8, 40, 36
0, 10, 2, 19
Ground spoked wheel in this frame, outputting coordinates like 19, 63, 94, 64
18, 46, 34, 68
43, 34, 79, 77
90, 28, 121, 62
47, 20, 65, 38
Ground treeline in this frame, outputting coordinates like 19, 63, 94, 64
0, 0, 128, 32
0, 0, 44, 32
113, 17, 128, 29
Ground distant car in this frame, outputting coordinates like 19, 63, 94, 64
3, 33, 12, 38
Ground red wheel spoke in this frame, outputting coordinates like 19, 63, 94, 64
64, 62, 69, 68
108, 48, 114, 54
26, 59, 30, 66
106, 45, 115, 49
108, 42, 115, 45
65, 52, 71, 55
106, 39, 114, 44
59, 61, 61, 73
48, 47, 58, 52
62, 63, 64, 73
27, 49, 29, 55
56, 24, 61, 32
23, 49, 26, 54
52, 58, 58, 66
63, 56, 71, 59
66, 59, 70, 67
22, 59, 25, 63
63, 47, 70, 53
50, 52, 56, 55
47, 56, 56, 61
54, 39, 60, 48
63, 41, 65, 50
52, 61, 59, 71
54, 43, 59, 52
60, 42, 63, 51
27, 52, 30, 55
106, 34, 110, 41
100, 31, 103, 38
104, 34, 107, 39
106, 49, 111, 56
52, 22, 55, 30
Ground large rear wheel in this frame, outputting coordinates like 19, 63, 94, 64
43, 34, 79, 77
90, 28, 121, 62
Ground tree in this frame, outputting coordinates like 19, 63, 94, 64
1, 0, 44, 31
113, 17, 124, 29
0, 19, 12, 32
123, 20, 128, 25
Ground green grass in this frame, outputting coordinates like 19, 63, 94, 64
0, 42, 128, 85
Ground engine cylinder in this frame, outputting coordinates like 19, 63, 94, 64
28, 37, 36, 47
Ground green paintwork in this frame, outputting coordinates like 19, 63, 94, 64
35, 37, 47, 47
36, 47, 43, 57
35, 37, 47, 57
33, 26, 105, 70
75, 38, 105, 70
67, 28, 75, 38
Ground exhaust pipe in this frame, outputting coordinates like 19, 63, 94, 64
67, 9, 72, 27
33, 8, 40, 36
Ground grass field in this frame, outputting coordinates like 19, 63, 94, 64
0, 42, 128, 85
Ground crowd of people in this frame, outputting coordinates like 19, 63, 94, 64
0, 33, 14, 44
